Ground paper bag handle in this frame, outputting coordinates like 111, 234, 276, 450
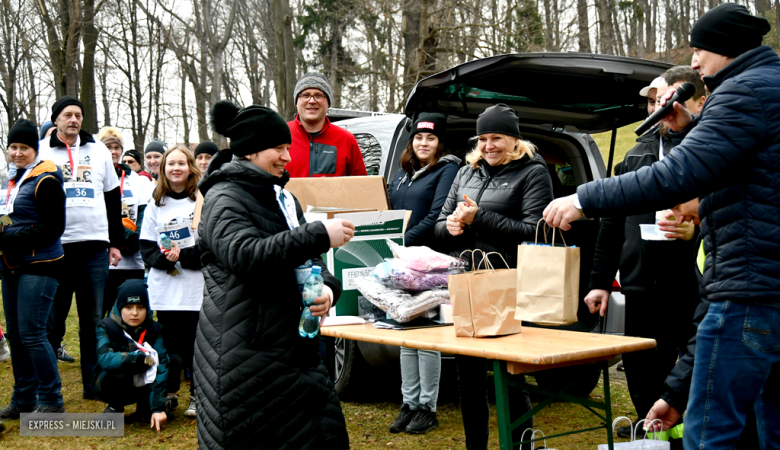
634, 419, 665, 444
476, 251, 510, 272
458, 249, 487, 273
534, 218, 569, 247
611, 416, 635, 441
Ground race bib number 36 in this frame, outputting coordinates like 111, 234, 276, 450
65, 183, 96, 207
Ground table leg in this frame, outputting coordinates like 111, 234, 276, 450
492, 360, 514, 450
602, 361, 614, 450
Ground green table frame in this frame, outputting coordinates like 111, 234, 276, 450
493, 360, 614, 450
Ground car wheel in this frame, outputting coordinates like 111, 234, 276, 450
332, 337, 359, 395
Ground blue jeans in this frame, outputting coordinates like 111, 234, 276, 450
47, 246, 109, 395
400, 347, 441, 411
2, 273, 64, 408
684, 300, 780, 450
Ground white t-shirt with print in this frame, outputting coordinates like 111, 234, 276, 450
140, 196, 204, 311
38, 136, 120, 244
112, 170, 150, 271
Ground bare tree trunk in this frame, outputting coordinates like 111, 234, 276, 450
100, 45, 110, 127
402, 0, 421, 99
273, 0, 297, 120
776, 0, 780, 50
681, 0, 690, 44
181, 63, 190, 148
80, 0, 98, 133
755, 0, 770, 14
637, 0, 647, 57
597, 0, 615, 54
543, 0, 554, 51
611, 0, 625, 56
577, 0, 591, 52
650, 0, 658, 53
665, 0, 672, 61
26, 55, 38, 125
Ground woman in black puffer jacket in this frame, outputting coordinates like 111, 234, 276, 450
434, 104, 554, 450
193, 102, 354, 450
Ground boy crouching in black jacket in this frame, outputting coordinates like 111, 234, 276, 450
93, 279, 170, 432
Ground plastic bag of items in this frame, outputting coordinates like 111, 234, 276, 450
372, 259, 453, 292
386, 239, 466, 273
355, 277, 450, 323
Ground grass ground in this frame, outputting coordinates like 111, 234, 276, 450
0, 297, 640, 449
592, 121, 644, 172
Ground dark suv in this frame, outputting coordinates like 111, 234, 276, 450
331, 52, 673, 396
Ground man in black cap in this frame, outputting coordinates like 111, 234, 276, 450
543, 4, 779, 448
38, 95, 125, 399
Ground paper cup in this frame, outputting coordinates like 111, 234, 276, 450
439, 304, 453, 323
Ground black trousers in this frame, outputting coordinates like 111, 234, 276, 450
98, 371, 151, 411
455, 355, 533, 450
156, 310, 199, 395
102, 269, 145, 318
622, 291, 696, 420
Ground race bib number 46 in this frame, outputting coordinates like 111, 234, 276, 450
157, 218, 195, 249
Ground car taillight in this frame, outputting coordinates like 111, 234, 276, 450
612, 279, 621, 292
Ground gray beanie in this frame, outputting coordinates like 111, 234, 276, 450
294, 72, 333, 107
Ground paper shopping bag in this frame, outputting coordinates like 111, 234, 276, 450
449, 251, 523, 338
516, 220, 580, 326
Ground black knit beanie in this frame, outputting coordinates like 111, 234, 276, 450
209, 101, 291, 157
294, 72, 333, 107
410, 113, 447, 142
8, 119, 40, 152
477, 104, 521, 138
123, 149, 143, 166
115, 279, 150, 311
690, 3, 771, 58
194, 141, 219, 158
51, 95, 84, 123
145, 139, 167, 155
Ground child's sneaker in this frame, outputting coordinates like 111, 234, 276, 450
165, 395, 179, 413
183, 398, 196, 417
0, 336, 10, 362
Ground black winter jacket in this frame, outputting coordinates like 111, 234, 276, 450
388, 155, 460, 249
578, 46, 780, 303
193, 151, 349, 450
588, 126, 699, 298
434, 152, 554, 268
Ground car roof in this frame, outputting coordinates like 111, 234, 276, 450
404, 52, 675, 133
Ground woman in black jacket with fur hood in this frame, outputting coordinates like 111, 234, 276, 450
193, 101, 355, 450
435, 104, 554, 450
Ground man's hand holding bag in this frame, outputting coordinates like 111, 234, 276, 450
516, 220, 580, 326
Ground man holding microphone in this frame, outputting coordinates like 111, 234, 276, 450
544, 4, 779, 449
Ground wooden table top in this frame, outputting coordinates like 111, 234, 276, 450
321, 324, 656, 374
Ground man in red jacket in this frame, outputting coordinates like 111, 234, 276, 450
286, 72, 367, 177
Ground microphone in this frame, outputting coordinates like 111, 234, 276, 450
634, 82, 696, 136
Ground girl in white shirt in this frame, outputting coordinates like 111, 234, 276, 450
140, 145, 203, 418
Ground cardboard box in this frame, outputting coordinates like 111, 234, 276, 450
322, 210, 408, 316
304, 207, 377, 222
286, 176, 390, 212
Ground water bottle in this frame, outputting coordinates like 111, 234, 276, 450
299, 265, 324, 338
294, 259, 313, 294
160, 233, 173, 254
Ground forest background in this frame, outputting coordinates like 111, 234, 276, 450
0, 0, 778, 155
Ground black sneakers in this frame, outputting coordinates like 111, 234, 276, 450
617, 421, 638, 439
31, 405, 66, 414
389, 403, 416, 433
0, 404, 33, 420
103, 405, 124, 414
405, 404, 439, 435
56, 344, 76, 363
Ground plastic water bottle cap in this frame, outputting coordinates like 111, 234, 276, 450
311, 265, 322, 275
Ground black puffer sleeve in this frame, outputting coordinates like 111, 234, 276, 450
471, 164, 553, 242
204, 187, 331, 277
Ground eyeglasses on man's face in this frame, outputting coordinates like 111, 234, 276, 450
300, 93, 326, 102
